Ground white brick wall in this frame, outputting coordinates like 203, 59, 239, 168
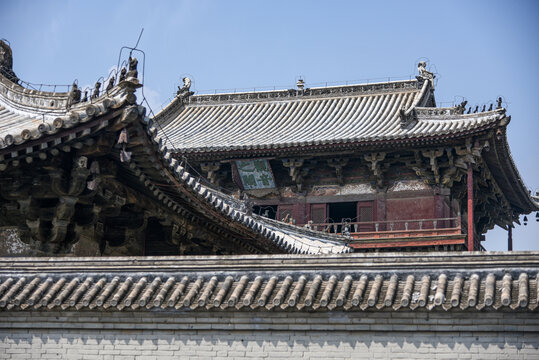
1, 329, 538, 359
0, 311, 538, 359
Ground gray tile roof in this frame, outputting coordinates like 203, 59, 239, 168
0, 252, 537, 312
155, 79, 504, 154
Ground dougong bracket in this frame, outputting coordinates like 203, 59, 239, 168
364, 152, 386, 188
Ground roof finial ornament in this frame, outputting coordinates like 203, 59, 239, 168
67, 81, 81, 109
417, 61, 435, 81
0, 39, 19, 83
297, 78, 305, 91
106, 76, 115, 93
92, 81, 101, 99
399, 105, 415, 127
488, 103, 493, 111
496, 97, 503, 109
177, 77, 194, 100
119, 67, 127, 82
127, 56, 138, 80
456, 100, 467, 114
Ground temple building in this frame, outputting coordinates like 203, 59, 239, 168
0, 39, 536, 256
0, 40, 538, 359
155, 62, 538, 252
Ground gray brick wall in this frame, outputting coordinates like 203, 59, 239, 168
0, 311, 538, 359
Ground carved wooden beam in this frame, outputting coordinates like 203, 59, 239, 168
327, 158, 348, 185
49, 195, 77, 245
200, 162, 222, 185
440, 148, 462, 188
0, 174, 30, 200
78, 134, 115, 157
364, 152, 386, 187
455, 139, 489, 165
98, 187, 126, 218
20, 197, 46, 244
123, 212, 148, 252
171, 222, 187, 247
282, 158, 309, 191
405, 152, 434, 185
421, 148, 444, 184
71, 205, 104, 256
49, 156, 90, 197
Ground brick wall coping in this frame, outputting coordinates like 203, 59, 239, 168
0, 252, 537, 313
0, 251, 537, 272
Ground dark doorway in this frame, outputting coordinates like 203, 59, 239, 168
253, 205, 278, 220
328, 202, 357, 233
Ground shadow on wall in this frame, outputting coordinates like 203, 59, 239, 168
1, 329, 537, 358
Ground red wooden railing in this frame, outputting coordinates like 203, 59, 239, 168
308, 217, 461, 235
307, 217, 466, 249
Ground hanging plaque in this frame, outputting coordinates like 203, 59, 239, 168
235, 159, 276, 190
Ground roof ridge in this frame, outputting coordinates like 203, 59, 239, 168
414, 107, 506, 119
194, 78, 418, 97
187, 79, 420, 104
0, 72, 71, 118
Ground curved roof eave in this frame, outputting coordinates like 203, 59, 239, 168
0, 72, 139, 153
484, 124, 539, 213
136, 116, 353, 255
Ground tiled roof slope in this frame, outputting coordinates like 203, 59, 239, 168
0, 252, 537, 312
154, 78, 503, 154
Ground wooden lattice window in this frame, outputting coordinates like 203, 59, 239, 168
309, 204, 327, 224
357, 201, 375, 231
277, 205, 294, 223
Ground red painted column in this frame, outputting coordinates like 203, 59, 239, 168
467, 164, 474, 251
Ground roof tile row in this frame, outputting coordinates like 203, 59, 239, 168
1, 271, 537, 312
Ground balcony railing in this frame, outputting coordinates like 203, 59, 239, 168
307, 217, 462, 238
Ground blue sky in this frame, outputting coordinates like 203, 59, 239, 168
2, 0, 538, 250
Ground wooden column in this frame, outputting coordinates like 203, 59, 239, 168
467, 164, 474, 251
508, 226, 513, 251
